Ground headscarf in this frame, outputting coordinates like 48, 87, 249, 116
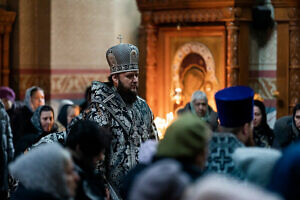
190, 91, 210, 121
57, 104, 73, 128
292, 103, 300, 133
156, 113, 211, 159
31, 105, 55, 134
9, 143, 73, 199
268, 142, 300, 200
24, 86, 43, 112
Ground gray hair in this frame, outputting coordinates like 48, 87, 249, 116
191, 91, 207, 103
9, 143, 72, 199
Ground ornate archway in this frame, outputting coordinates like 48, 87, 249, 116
172, 42, 220, 110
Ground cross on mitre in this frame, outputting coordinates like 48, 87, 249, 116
117, 34, 123, 44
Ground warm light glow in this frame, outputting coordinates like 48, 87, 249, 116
154, 112, 174, 139
172, 88, 183, 105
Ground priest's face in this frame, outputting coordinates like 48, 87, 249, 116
114, 71, 139, 104
117, 71, 139, 94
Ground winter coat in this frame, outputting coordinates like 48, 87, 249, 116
177, 102, 218, 131
253, 125, 274, 147
0, 100, 14, 192
11, 105, 35, 146
14, 106, 58, 157
273, 116, 300, 149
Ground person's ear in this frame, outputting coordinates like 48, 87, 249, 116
242, 123, 251, 137
112, 74, 119, 86
242, 122, 254, 146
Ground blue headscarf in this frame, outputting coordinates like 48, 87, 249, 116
268, 142, 300, 199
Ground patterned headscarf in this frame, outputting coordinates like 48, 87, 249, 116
30, 105, 54, 134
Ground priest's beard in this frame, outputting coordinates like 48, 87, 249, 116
117, 80, 138, 105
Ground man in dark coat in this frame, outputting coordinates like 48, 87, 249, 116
205, 86, 254, 179
66, 120, 111, 200
273, 103, 300, 149
0, 100, 14, 199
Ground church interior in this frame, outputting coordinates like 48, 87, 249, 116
0, 0, 299, 128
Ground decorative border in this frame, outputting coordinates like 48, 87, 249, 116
16, 71, 109, 100
17, 68, 110, 75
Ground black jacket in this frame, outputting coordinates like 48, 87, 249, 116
73, 157, 106, 200
10, 184, 62, 200
11, 106, 36, 146
273, 116, 300, 149
0, 100, 14, 192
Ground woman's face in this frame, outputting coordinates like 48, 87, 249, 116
40, 111, 54, 132
31, 90, 45, 111
67, 106, 80, 125
64, 159, 79, 197
253, 106, 262, 128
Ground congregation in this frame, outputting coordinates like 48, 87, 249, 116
0, 43, 300, 200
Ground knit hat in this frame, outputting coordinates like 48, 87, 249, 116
106, 43, 139, 75
215, 86, 254, 127
129, 159, 190, 200
232, 147, 281, 187
156, 113, 211, 158
0, 86, 15, 102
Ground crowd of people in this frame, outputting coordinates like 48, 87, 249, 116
0, 42, 300, 200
